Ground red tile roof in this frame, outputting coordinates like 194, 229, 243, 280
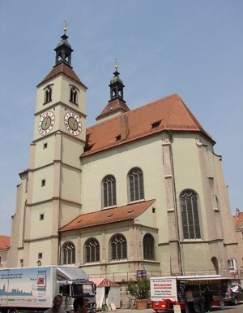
233, 212, 243, 229
0, 235, 10, 251
37, 63, 87, 89
96, 98, 130, 121
83, 93, 213, 157
59, 199, 155, 232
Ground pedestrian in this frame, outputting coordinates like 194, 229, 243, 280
185, 287, 195, 313
203, 286, 213, 312
44, 294, 66, 313
73, 296, 89, 313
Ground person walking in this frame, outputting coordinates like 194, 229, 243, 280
203, 286, 213, 312
185, 287, 195, 313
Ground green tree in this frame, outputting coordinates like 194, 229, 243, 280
127, 278, 150, 299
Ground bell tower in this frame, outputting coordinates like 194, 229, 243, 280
54, 26, 73, 67
96, 63, 130, 123
109, 63, 125, 101
34, 26, 87, 143
8, 27, 87, 267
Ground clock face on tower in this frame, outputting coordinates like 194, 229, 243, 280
64, 111, 82, 136
38, 111, 55, 136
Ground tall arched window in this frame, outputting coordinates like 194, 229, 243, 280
110, 234, 127, 261
180, 189, 201, 239
143, 233, 155, 260
128, 167, 144, 202
84, 238, 100, 263
102, 175, 116, 207
62, 242, 75, 264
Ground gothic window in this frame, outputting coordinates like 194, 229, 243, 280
63, 242, 75, 264
44, 85, 52, 103
84, 238, 100, 263
128, 167, 144, 202
110, 234, 127, 261
70, 86, 78, 104
102, 175, 116, 208
143, 233, 155, 260
180, 189, 201, 239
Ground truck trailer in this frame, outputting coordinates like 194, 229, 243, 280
0, 266, 96, 313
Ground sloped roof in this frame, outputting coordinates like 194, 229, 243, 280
233, 212, 243, 230
37, 63, 87, 89
0, 235, 10, 251
89, 278, 119, 287
96, 98, 130, 121
59, 199, 155, 232
83, 93, 213, 157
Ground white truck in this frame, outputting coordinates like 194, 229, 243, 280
0, 266, 96, 313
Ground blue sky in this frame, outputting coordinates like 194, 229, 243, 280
0, 1, 242, 236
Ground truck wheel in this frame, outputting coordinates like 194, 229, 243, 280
9, 310, 18, 313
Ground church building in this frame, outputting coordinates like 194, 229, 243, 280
7, 29, 238, 281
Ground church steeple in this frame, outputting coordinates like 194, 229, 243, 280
96, 63, 130, 123
54, 25, 73, 68
109, 63, 125, 102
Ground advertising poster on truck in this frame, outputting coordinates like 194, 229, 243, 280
150, 277, 178, 302
0, 267, 53, 308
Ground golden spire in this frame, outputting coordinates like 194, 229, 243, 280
64, 21, 68, 34
115, 59, 118, 72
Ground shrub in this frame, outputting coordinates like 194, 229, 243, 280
127, 278, 150, 299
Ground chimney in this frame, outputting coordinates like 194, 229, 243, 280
120, 114, 129, 140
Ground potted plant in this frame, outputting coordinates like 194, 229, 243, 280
127, 278, 150, 309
